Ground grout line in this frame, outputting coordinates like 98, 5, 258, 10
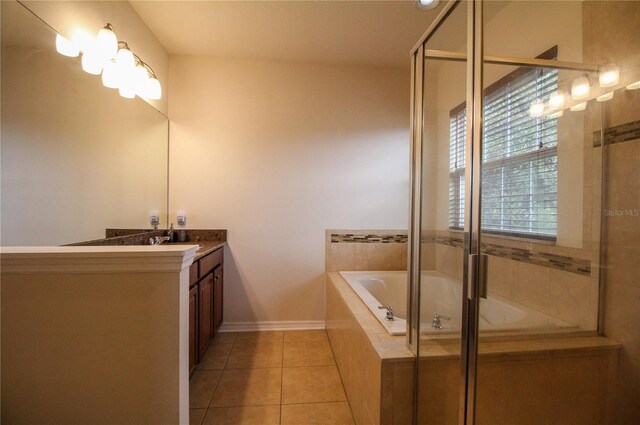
280, 331, 285, 425
325, 329, 357, 424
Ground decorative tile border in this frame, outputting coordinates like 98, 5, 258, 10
593, 119, 640, 147
330, 233, 408, 243
481, 243, 591, 276
330, 230, 590, 276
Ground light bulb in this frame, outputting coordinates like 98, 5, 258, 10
597, 92, 614, 102
548, 110, 563, 119
71, 28, 94, 53
548, 92, 565, 110
96, 25, 118, 61
81, 51, 104, 75
599, 63, 619, 88
102, 60, 122, 89
626, 80, 640, 90
145, 77, 162, 100
571, 77, 590, 100
115, 47, 135, 70
55, 34, 80, 57
529, 100, 545, 117
119, 84, 136, 99
570, 102, 587, 112
416, 0, 439, 10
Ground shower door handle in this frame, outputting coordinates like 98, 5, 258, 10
469, 253, 488, 299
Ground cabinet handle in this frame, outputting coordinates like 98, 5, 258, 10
214, 276, 219, 281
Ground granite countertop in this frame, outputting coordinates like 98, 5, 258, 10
168, 240, 225, 260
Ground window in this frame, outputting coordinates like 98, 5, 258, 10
449, 47, 559, 240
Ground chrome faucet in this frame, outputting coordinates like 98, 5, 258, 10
378, 306, 395, 321
149, 235, 171, 245
432, 313, 451, 330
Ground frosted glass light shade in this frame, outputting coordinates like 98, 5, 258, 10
145, 77, 162, 100
96, 26, 118, 60
599, 63, 619, 88
81, 51, 104, 75
115, 48, 135, 70
55, 34, 80, 57
570, 102, 587, 112
119, 84, 136, 99
71, 28, 94, 53
597, 92, 614, 102
134, 64, 150, 97
548, 92, 565, 110
626, 80, 640, 90
571, 77, 590, 100
102, 61, 121, 89
529, 100, 545, 117
548, 110, 563, 119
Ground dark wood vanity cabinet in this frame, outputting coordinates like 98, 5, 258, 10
188, 285, 198, 376
213, 266, 224, 332
188, 246, 224, 377
198, 273, 214, 358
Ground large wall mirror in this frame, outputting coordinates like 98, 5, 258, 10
1, 1, 169, 246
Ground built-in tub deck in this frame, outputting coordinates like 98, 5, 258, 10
326, 272, 621, 425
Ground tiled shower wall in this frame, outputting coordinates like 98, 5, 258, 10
585, 1, 640, 422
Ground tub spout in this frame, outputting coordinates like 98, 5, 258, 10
378, 306, 395, 321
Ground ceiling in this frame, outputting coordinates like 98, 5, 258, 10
130, 0, 443, 68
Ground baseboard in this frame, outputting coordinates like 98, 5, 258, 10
219, 320, 326, 332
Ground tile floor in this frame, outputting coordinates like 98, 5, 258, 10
189, 330, 355, 425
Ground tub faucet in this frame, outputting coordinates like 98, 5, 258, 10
432, 313, 451, 330
378, 306, 395, 321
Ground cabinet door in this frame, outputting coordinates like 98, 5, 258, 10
198, 273, 214, 358
189, 285, 198, 377
213, 266, 224, 333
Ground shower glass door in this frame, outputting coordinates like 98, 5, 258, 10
474, 1, 607, 423
410, 0, 616, 424
409, 1, 469, 424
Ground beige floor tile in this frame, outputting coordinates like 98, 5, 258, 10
190, 408, 207, 425
210, 368, 282, 407
198, 343, 234, 370
282, 365, 347, 404
212, 332, 238, 345
284, 330, 329, 343
281, 402, 354, 425
203, 405, 280, 425
190, 370, 223, 408
283, 339, 336, 367
235, 331, 283, 345
226, 342, 283, 369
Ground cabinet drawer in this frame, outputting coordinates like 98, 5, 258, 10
199, 248, 223, 278
189, 262, 198, 287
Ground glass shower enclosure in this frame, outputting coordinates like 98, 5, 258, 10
407, 0, 636, 423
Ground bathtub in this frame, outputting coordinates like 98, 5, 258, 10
339, 270, 574, 336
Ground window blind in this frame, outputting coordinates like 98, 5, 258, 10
449, 63, 559, 239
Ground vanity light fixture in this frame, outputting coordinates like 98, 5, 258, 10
570, 76, 590, 100
55, 23, 162, 100
599, 63, 619, 88
626, 80, 640, 90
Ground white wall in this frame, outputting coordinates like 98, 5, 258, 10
20, 0, 169, 115
169, 57, 409, 324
